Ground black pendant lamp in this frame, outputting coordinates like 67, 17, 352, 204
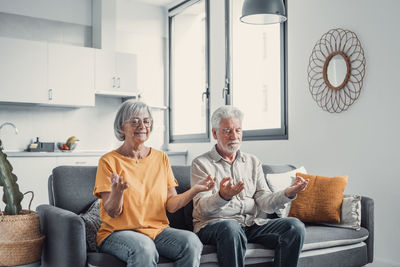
240, 0, 287, 25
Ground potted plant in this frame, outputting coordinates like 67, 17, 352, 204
0, 139, 45, 266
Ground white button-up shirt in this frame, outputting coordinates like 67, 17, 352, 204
191, 145, 292, 233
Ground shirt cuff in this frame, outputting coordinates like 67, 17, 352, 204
218, 191, 232, 201
209, 191, 230, 209
281, 190, 296, 201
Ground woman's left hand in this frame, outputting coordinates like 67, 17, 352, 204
167, 175, 216, 213
193, 174, 216, 193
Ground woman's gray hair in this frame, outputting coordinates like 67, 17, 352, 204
211, 105, 244, 130
114, 100, 153, 141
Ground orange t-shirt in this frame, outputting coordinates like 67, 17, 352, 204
93, 149, 178, 245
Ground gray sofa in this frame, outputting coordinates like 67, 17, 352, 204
37, 165, 374, 267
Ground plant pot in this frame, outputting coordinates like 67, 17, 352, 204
0, 210, 45, 266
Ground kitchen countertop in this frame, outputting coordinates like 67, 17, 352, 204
4, 150, 188, 157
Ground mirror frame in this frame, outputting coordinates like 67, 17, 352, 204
307, 28, 366, 113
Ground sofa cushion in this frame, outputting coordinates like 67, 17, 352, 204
87, 225, 369, 266
289, 173, 348, 223
198, 225, 369, 264
171, 165, 191, 193
156, 243, 369, 267
51, 165, 98, 214
87, 252, 125, 267
303, 225, 368, 250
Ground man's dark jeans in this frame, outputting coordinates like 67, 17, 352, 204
197, 217, 305, 267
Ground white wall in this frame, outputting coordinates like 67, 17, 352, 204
116, 0, 166, 108
170, 0, 400, 266
286, 1, 400, 265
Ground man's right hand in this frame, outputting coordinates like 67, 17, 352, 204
219, 177, 244, 200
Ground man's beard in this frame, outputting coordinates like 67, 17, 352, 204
220, 141, 241, 155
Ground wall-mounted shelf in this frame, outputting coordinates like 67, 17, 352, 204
95, 90, 140, 99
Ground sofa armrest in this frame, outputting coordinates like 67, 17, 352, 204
37, 204, 87, 267
361, 196, 374, 263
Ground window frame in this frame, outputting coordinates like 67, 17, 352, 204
168, 0, 211, 143
224, 0, 288, 141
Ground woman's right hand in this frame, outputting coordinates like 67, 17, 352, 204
101, 174, 129, 218
110, 173, 129, 195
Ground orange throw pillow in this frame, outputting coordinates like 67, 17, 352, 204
288, 173, 348, 223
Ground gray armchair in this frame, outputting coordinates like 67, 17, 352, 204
37, 166, 125, 267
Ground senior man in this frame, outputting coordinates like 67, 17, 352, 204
191, 105, 309, 267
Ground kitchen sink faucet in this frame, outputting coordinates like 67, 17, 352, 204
0, 122, 19, 150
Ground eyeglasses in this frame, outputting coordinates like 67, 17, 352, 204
221, 128, 242, 136
129, 118, 152, 127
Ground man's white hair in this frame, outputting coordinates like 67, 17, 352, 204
211, 105, 244, 130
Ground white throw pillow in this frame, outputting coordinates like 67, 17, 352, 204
321, 194, 362, 230
265, 166, 307, 217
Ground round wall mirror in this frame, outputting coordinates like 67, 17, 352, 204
326, 53, 349, 88
307, 29, 366, 113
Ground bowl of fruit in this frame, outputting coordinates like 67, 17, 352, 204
58, 136, 79, 152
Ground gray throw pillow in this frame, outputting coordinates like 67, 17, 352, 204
80, 199, 102, 251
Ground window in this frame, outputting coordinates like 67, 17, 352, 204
168, 0, 210, 143
226, 0, 288, 140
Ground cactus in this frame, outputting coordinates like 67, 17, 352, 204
0, 139, 24, 215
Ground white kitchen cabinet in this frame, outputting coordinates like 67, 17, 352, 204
115, 52, 137, 93
0, 37, 48, 104
0, 37, 96, 107
48, 43, 95, 106
95, 50, 138, 95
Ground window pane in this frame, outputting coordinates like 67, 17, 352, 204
170, 1, 207, 136
231, 0, 283, 132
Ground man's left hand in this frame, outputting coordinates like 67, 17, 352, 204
285, 176, 309, 198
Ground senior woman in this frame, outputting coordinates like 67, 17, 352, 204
94, 100, 215, 266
